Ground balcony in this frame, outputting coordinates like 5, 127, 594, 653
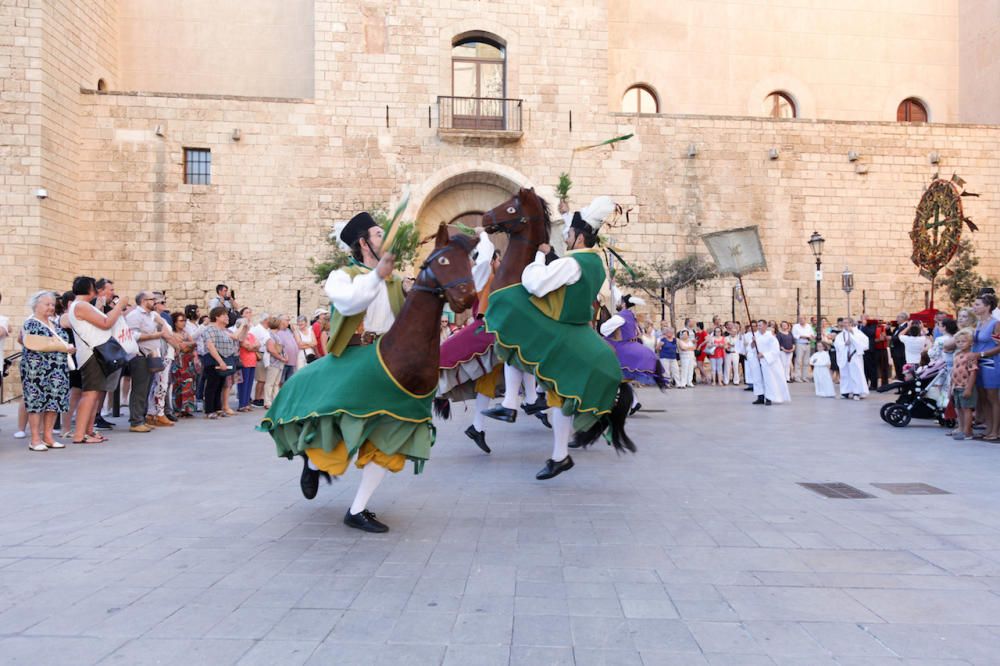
437, 96, 523, 143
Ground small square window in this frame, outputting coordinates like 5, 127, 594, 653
184, 148, 211, 185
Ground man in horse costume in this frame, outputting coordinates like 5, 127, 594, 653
436, 230, 505, 453
260, 212, 477, 532
482, 192, 635, 480
600, 291, 667, 413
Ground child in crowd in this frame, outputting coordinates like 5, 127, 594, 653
951, 329, 978, 441
809, 341, 835, 398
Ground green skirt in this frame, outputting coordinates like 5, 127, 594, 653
258, 340, 436, 474
485, 283, 622, 429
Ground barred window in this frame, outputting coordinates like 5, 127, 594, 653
184, 148, 211, 185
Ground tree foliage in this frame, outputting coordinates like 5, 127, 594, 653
309, 207, 419, 283
939, 238, 994, 308
618, 254, 718, 328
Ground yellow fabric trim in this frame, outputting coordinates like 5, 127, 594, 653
306, 442, 351, 475
546, 389, 564, 408
474, 364, 503, 399
356, 441, 406, 473
375, 339, 436, 400
306, 440, 406, 475
260, 402, 432, 428
485, 318, 611, 417
529, 288, 566, 321
439, 344, 492, 371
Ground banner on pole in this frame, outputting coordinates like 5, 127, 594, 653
700, 226, 767, 277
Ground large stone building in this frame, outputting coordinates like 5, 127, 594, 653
3, 0, 1000, 353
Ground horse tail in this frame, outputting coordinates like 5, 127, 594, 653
654, 372, 668, 392
608, 382, 637, 453
571, 382, 637, 453
433, 397, 451, 420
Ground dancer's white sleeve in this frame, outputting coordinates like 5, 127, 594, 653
472, 232, 496, 292
521, 252, 581, 297
323, 268, 382, 316
600, 315, 626, 337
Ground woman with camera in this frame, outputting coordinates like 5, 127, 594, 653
67, 276, 125, 444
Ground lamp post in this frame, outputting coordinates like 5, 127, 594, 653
842, 267, 854, 321
808, 232, 824, 348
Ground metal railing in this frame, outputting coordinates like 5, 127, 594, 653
437, 96, 523, 132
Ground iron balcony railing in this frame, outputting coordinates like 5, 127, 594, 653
437, 96, 523, 132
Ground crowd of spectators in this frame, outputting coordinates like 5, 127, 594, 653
6, 279, 328, 451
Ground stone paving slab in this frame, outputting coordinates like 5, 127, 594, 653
2, 382, 1000, 664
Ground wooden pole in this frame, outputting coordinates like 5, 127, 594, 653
738, 275, 766, 397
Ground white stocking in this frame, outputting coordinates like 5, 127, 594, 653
501, 364, 524, 410
550, 409, 573, 462
523, 373, 537, 401
631, 391, 639, 408
307, 458, 319, 471
349, 463, 387, 515
473, 393, 490, 432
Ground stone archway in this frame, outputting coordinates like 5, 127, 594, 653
413, 167, 531, 265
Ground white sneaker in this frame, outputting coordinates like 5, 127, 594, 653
14, 431, 26, 439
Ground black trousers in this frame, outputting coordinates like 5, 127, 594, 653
891, 352, 906, 380
873, 349, 890, 388
204, 369, 226, 415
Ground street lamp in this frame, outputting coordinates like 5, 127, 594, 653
808, 232, 824, 347
842, 267, 854, 320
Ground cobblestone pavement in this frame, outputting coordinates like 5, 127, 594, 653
2, 383, 1000, 665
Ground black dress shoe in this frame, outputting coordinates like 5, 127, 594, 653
522, 396, 548, 415
464, 425, 491, 454
629, 402, 642, 416
252, 399, 265, 407
764, 399, 772, 406
166, 414, 178, 422
536, 412, 551, 429
344, 509, 389, 533
481, 406, 517, 423
536, 456, 574, 480
300, 455, 320, 500
752, 396, 765, 405
94, 416, 114, 430
743, 387, 754, 392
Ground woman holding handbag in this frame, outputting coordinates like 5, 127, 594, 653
20, 291, 75, 451
202, 306, 241, 419
67, 276, 126, 445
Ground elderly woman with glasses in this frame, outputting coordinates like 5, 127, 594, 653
20, 291, 75, 451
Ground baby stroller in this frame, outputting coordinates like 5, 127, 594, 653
877, 360, 955, 428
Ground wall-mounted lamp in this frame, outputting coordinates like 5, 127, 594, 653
232, 129, 241, 142
154, 125, 164, 137
848, 151, 860, 162
768, 148, 779, 160
855, 163, 869, 175
929, 152, 940, 165
686, 143, 698, 158
35, 188, 48, 199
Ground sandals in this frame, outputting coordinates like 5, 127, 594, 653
206, 413, 219, 420
87, 432, 108, 443
42, 440, 66, 449
28, 442, 48, 452
73, 434, 103, 445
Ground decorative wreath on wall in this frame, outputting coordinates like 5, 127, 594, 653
909, 176, 978, 278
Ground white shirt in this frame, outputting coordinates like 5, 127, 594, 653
600, 314, 626, 337
472, 232, 496, 293
126, 307, 162, 356
251, 325, 271, 365
323, 265, 395, 335
901, 334, 927, 364
522, 251, 583, 298
992, 307, 1000, 323
0, 315, 8, 342
791, 323, 815, 343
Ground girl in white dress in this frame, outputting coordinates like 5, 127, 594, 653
810, 341, 836, 398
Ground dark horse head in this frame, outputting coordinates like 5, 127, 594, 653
410, 224, 478, 314
481, 187, 551, 248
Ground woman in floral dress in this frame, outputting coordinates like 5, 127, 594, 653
20, 291, 73, 451
170, 312, 198, 417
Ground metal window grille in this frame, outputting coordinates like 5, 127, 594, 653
184, 148, 211, 185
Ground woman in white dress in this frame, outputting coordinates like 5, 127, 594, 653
810, 341, 836, 397
677, 329, 696, 388
294, 315, 318, 366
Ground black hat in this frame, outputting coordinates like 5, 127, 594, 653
339, 212, 378, 247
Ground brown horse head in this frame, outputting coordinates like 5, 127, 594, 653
482, 187, 551, 248
410, 224, 478, 314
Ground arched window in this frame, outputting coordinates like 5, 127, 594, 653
622, 85, 658, 113
97, 78, 107, 92
451, 37, 506, 129
897, 97, 928, 122
763, 91, 796, 118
